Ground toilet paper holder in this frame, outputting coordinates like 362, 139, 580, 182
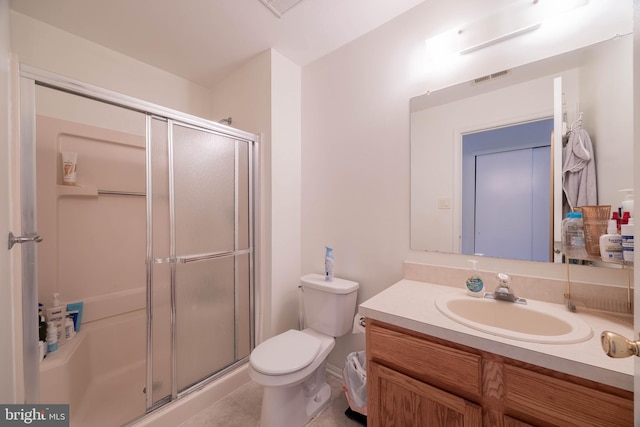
352, 313, 366, 334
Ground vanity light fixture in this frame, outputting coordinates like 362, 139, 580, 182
425, 0, 589, 60
259, 0, 307, 18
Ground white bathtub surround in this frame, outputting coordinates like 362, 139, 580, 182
40, 310, 146, 426
359, 279, 633, 392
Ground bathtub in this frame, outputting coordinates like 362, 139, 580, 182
40, 309, 146, 427
39, 307, 251, 427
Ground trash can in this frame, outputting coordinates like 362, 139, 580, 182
342, 350, 367, 425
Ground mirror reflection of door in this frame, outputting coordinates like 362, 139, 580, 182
461, 118, 554, 261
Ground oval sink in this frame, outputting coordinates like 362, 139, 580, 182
435, 293, 593, 344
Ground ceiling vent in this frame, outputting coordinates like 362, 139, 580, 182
471, 69, 511, 85
259, 0, 306, 18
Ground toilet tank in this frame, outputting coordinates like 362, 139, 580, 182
300, 273, 359, 337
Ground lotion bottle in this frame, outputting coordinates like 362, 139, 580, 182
465, 259, 484, 297
622, 218, 634, 263
600, 220, 623, 261
46, 293, 66, 346
46, 321, 58, 353
65, 314, 75, 340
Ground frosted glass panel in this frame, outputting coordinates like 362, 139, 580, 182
173, 125, 235, 255
237, 142, 250, 251
235, 253, 251, 359
150, 117, 172, 404
176, 257, 235, 390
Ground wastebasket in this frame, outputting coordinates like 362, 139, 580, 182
342, 350, 367, 425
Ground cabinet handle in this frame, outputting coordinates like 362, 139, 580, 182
601, 331, 640, 358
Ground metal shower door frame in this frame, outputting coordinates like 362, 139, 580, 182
18, 65, 258, 413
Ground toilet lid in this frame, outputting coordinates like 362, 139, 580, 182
250, 330, 322, 375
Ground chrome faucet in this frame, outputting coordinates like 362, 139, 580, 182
484, 273, 527, 304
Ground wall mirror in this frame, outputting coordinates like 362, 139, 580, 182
410, 33, 633, 263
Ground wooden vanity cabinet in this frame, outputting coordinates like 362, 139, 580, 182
367, 320, 633, 427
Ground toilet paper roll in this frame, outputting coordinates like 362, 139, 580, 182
352, 313, 366, 334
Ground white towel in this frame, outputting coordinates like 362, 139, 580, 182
562, 128, 597, 210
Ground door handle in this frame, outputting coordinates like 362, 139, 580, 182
601, 331, 640, 358
8, 232, 43, 250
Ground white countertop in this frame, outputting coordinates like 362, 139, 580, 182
359, 279, 634, 391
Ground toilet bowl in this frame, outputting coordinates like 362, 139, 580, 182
249, 274, 359, 427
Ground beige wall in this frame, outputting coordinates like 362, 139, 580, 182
0, 0, 21, 404
10, 11, 211, 118
269, 50, 302, 336
302, 0, 633, 368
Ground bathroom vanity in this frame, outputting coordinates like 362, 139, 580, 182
360, 280, 634, 426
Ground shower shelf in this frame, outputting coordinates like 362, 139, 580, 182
56, 185, 145, 198
57, 184, 98, 197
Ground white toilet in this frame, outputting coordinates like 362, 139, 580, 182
249, 273, 359, 427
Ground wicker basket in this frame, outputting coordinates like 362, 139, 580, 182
576, 205, 611, 256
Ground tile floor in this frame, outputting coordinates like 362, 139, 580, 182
178, 374, 365, 427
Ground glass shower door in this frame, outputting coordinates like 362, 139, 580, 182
149, 118, 253, 405
173, 123, 237, 391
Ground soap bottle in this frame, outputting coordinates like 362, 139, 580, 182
325, 246, 334, 282
621, 218, 634, 263
599, 220, 623, 262
46, 321, 58, 353
65, 314, 75, 340
465, 260, 484, 297
46, 293, 66, 346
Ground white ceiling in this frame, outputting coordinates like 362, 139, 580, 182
10, 0, 425, 88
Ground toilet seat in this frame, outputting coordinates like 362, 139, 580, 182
250, 330, 321, 375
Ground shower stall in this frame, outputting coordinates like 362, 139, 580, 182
17, 66, 257, 426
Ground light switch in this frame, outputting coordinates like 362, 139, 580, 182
437, 198, 451, 209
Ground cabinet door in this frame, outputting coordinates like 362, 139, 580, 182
503, 364, 633, 427
504, 415, 535, 427
369, 361, 482, 427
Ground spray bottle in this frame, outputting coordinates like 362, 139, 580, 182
325, 246, 334, 282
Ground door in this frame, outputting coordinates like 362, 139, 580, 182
461, 119, 553, 261
474, 146, 550, 261
148, 118, 254, 405
17, 67, 257, 417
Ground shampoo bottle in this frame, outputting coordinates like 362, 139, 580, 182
465, 260, 484, 297
622, 218, 634, 263
65, 314, 76, 340
46, 322, 58, 353
46, 293, 66, 346
600, 220, 623, 261
325, 246, 334, 282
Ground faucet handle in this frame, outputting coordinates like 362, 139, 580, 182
497, 273, 511, 285
495, 273, 513, 296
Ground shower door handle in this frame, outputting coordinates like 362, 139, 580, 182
8, 232, 43, 250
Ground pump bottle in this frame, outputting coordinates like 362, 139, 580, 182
465, 260, 484, 297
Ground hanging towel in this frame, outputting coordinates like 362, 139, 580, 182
562, 128, 597, 211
